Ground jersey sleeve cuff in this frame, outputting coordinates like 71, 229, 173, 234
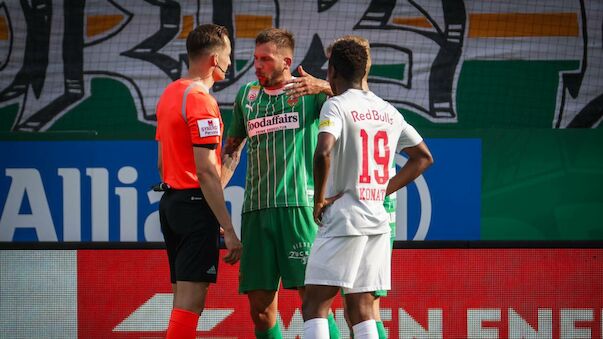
193, 143, 219, 150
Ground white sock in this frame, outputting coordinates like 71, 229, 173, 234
352, 319, 378, 339
303, 318, 330, 339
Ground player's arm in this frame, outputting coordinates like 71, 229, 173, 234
194, 147, 242, 264
221, 136, 246, 188
285, 65, 333, 100
385, 141, 433, 196
221, 86, 249, 187
313, 132, 338, 225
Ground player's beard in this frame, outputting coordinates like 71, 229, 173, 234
256, 68, 285, 88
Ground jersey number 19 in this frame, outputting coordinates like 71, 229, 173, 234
359, 129, 390, 185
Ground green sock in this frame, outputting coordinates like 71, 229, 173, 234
327, 313, 340, 339
255, 322, 282, 339
376, 320, 387, 339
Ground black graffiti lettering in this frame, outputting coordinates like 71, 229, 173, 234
15, 0, 85, 132
212, 0, 261, 92
0, 3, 13, 72
354, 0, 465, 121
295, 34, 328, 79
356, 0, 395, 27
568, 95, 603, 127
318, 0, 339, 13
1, 1, 599, 132
429, 0, 465, 119
556, 0, 602, 128
212, 0, 235, 89
121, 0, 182, 81
0, 0, 51, 102
567, 1, 603, 128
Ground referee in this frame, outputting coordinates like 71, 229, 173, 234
155, 24, 242, 339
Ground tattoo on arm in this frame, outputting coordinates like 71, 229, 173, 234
221, 137, 247, 188
223, 137, 246, 156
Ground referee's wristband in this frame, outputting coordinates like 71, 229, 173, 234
193, 143, 218, 150
151, 182, 171, 192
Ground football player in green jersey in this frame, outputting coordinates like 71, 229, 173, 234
287, 35, 396, 339
222, 28, 339, 339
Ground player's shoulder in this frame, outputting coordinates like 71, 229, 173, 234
160, 79, 185, 98
187, 85, 216, 105
327, 89, 354, 105
322, 94, 345, 113
161, 79, 206, 105
366, 90, 388, 105
236, 80, 262, 102
307, 91, 328, 103
237, 80, 261, 94
368, 91, 404, 120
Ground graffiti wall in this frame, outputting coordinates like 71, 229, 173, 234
1, 0, 601, 130
0, 1, 602, 241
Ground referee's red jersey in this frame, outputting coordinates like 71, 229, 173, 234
156, 79, 223, 189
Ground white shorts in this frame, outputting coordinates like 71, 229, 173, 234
304, 233, 391, 294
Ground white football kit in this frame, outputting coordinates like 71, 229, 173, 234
305, 89, 423, 293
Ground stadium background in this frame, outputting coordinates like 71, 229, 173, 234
0, 0, 602, 338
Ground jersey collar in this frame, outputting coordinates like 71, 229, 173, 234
192, 80, 210, 93
262, 76, 296, 96
181, 78, 210, 93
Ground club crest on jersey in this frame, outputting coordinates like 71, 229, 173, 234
247, 86, 261, 102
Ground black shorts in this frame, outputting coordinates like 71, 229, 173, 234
159, 188, 220, 284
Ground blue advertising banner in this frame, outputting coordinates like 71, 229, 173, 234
0, 139, 480, 242
397, 138, 481, 240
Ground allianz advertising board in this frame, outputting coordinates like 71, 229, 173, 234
0, 140, 480, 242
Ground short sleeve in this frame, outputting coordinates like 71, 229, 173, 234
396, 120, 423, 152
227, 85, 249, 138
318, 99, 343, 140
186, 91, 221, 146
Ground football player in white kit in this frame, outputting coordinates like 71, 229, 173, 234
301, 40, 433, 338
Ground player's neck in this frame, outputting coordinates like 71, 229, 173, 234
335, 81, 363, 96
361, 79, 369, 91
263, 70, 292, 90
184, 65, 215, 91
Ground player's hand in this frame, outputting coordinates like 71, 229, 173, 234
222, 228, 242, 265
285, 66, 332, 102
313, 192, 343, 225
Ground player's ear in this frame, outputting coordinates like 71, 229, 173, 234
210, 53, 219, 67
330, 64, 338, 79
283, 56, 292, 70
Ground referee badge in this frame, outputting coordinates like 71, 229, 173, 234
247, 86, 260, 102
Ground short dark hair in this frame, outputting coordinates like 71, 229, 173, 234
255, 28, 295, 51
186, 24, 229, 60
329, 39, 368, 82
326, 35, 370, 59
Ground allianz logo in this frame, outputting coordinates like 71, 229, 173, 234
0, 159, 428, 242
0, 166, 245, 242
394, 154, 432, 240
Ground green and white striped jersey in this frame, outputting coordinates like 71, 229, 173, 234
228, 80, 327, 213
